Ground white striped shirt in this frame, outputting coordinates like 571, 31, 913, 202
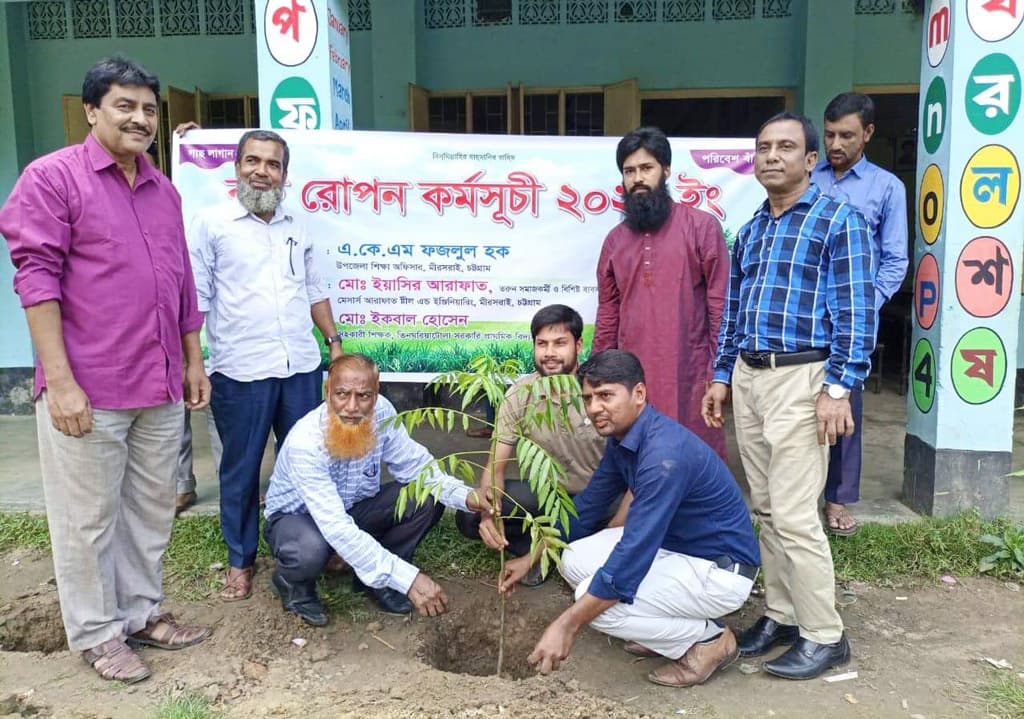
189, 201, 327, 381
264, 397, 471, 594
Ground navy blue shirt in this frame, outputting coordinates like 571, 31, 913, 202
567, 405, 759, 604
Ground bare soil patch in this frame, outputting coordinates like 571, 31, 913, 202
2, 547, 1023, 718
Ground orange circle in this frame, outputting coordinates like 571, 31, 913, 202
955, 236, 1013, 318
915, 253, 941, 329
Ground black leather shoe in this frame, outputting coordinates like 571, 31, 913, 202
763, 634, 851, 680
270, 571, 329, 627
353, 577, 414, 615
737, 616, 800, 657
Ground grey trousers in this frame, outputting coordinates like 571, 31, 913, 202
36, 395, 183, 651
176, 407, 222, 494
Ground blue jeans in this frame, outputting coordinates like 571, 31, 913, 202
210, 369, 322, 568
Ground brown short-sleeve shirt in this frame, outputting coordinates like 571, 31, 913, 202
494, 372, 606, 495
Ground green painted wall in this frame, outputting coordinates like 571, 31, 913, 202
416, 9, 799, 91
0, 3, 924, 370
24, 35, 258, 156
1, 3, 36, 368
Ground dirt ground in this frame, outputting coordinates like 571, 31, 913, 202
1, 546, 1023, 719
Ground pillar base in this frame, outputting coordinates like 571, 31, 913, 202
902, 434, 1009, 519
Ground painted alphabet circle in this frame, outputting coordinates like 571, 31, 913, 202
951, 327, 1006, 405
955, 236, 1013, 317
912, 338, 936, 414
915, 253, 941, 329
927, 0, 952, 67
966, 53, 1021, 135
919, 164, 945, 244
960, 144, 1020, 228
968, 0, 1024, 42
264, 0, 318, 67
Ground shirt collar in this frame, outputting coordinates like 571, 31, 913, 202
615, 404, 655, 453
228, 198, 293, 224
83, 133, 160, 186
813, 154, 870, 180
755, 183, 821, 219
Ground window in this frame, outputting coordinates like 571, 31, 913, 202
640, 95, 787, 137
474, 0, 512, 25
565, 93, 604, 135
524, 94, 559, 135
428, 96, 468, 133
471, 95, 508, 134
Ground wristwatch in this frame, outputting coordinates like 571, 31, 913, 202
824, 384, 850, 400
325, 334, 342, 346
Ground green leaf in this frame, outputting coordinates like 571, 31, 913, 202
980, 533, 1006, 547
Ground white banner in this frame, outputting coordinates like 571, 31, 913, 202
173, 130, 763, 380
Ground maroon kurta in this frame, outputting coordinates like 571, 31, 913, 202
593, 202, 729, 460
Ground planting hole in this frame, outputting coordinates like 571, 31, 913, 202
419, 603, 549, 680
0, 595, 67, 653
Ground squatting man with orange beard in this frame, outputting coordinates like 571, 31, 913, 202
262, 353, 491, 624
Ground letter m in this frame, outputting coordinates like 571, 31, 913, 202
929, 7, 950, 48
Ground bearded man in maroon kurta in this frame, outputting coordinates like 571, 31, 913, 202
592, 127, 729, 460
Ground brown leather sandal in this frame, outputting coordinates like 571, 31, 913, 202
127, 612, 211, 650
220, 566, 254, 601
82, 638, 151, 683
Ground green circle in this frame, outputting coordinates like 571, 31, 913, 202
911, 337, 936, 414
951, 327, 1006, 405
966, 53, 1021, 136
922, 76, 947, 155
269, 76, 321, 130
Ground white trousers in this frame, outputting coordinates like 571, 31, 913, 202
36, 395, 183, 650
559, 527, 753, 659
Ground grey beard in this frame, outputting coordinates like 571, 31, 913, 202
236, 180, 284, 216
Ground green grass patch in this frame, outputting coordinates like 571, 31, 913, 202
151, 692, 222, 719
829, 511, 1015, 583
4, 509, 1021, 609
0, 512, 50, 552
415, 512, 501, 579
980, 670, 1024, 719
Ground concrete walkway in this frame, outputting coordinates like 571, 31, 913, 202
2, 383, 1023, 522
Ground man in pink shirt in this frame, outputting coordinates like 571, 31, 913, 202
0, 56, 211, 684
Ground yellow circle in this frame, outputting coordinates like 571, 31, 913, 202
919, 164, 944, 245
960, 145, 1020, 229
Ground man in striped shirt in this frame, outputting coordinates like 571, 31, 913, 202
263, 354, 490, 623
702, 112, 875, 681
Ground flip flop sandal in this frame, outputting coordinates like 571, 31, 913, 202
219, 567, 254, 601
825, 508, 860, 537
127, 612, 211, 650
83, 638, 151, 683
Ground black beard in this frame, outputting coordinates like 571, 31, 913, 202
620, 179, 674, 232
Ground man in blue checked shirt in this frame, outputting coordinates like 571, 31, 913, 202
812, 93, 909, 537
702, 112, 875, 681
262, 353, 491, 624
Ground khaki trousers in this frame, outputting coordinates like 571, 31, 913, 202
36, 395, 183, 650
731, 358, 843, 644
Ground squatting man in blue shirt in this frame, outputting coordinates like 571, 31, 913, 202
501, 349, 760, 688
262, 353, 491, 624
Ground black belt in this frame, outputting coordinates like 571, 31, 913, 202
739, 348, 828, 369
714, 555, 759, 580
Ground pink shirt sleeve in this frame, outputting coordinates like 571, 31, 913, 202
2, 165, 73, 308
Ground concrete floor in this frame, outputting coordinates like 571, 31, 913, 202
2, 382, 1023, 522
